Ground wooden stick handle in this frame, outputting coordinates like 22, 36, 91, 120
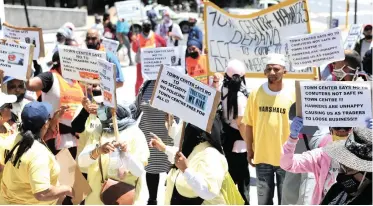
111, 108, 119, 142
178, 122, 187, 152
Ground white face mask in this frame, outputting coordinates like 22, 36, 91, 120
333, 65, 358, 81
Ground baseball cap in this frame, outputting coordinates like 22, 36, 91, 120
21, 102, 53, 131
0, 92, 17, 108
266, 53, 286, 67
363, 24, 372, 31
226, 59, 246, 78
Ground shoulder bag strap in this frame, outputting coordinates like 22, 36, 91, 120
302, 134, 311, 151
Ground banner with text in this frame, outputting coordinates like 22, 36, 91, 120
296, 81, 372, 127
151, 66, 220, 132
344, 24, 362, 50
141, 46, 186, 80
0, 39, 34, 81
115, 0, 143, 20
58, 45, 106, 84
2, 23, 45, 60
205, 0, 316, 79
286, 28, 344, 68
98, 58, 117, 109
102, 38, 119, 55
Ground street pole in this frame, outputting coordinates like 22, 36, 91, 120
329, 0, 333, 28
21, 0, 30, 27
354, 0, 357, 24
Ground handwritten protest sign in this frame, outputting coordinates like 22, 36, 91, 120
115, 0, 142, 20
141, 46, 186, 80
205, 0, 316, 79
344, 24, 362, 50
58, 45, 106, 84
102, 38, 119, 55
151, 65, 220, 132
286, 28, 344, 68
2, 23, 45, 60
98, 58, 117, 108
295, 81, 372, 127
0, 39, 34, 81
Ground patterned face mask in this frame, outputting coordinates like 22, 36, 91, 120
333, 65, 357, 81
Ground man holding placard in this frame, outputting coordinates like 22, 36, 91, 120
242, 53, 295, 205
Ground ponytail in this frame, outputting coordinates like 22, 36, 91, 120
4, 129, 39, 168
226, 74, 242, 120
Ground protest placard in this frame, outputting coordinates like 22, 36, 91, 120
286, 28, 344, 68
344, 24, 362, 50
98, 58, 117, 109
141, 46, 186, 80
151, 65, 220, 132
115, 0, 143, 20
205, 0, 316, 79
58, 45, 106, 84
2, 22, 45, 60
102, 38, 119, 55
0, 39, 34, 81
295, 81, 372, 127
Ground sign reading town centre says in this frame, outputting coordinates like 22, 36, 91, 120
296, 81, 372, 127
98, 58, 117, 109
205, 0, 316, 79
58, 45, 106, 84
151, 66, 221, 132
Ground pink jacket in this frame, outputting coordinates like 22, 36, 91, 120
280, 136, 333, 205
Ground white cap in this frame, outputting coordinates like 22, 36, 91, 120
0, 93, 17, 108
266, 53, 286, 67
225, 59, 246, 77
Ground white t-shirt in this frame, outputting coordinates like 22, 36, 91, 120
155, 22, 184, 47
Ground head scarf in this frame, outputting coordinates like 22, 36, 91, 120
187, 39, 203, 52
98, 104, 137, 133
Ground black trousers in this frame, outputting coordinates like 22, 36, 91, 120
146, 173, 160, 205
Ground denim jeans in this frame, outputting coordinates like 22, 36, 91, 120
256, 163, 286, 205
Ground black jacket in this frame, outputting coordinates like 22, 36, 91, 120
321, 181, 372, 205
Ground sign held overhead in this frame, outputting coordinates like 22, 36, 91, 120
115, 0, 143, 20
98, 58, 117, 109
344, 24, 362, 50
102, 38, 120, 55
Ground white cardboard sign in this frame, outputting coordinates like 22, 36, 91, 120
344, 24, 363, 50
115, 0, 142, 20
2, 23, 45, 60
0, 39, 33, 81
98, 58, 117, 108
205, 0, 315, 78
297, 81, 372, 127
0, 0, 5, 38
151, 66, 220, 132
286, 28, 344, 68
141, 46, 186, 80
58, 45, 106, 84
102, 38, 119, 55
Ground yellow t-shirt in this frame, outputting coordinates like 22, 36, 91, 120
0, 123, 14, 184
0, 134, 60, 205
242, 82, 295, 166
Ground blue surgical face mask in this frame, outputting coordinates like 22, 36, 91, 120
97, 105, 109, 121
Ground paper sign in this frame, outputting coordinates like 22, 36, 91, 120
205, 0, 316, 79
0, 39, 34, 81
286, 28, 344, 68
58, 45, 106, 84
98, 58, 117, 108
141, 46, 186, 80
2, 22, 45, 60
151, 65, 220, 132
295, 81, 372, 127
115, 0, 143, 20
0, 0, 4, 38
344, 24, 362, 50
55, 149, 92, 205
102, 38, 120, 55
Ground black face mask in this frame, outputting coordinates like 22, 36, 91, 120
87, 42, 100, 50
336, 173, 361, 193
189, 51, 199, 59
16, 93, 26, 103
189, 22, 196, 27
143, 26, 151, 33
365, 34, 372, 40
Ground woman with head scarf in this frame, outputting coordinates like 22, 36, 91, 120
149, 116, 244, 205
221, 59, 250, 204
280, 116, 373, 204
77, 101, 150, 205
185, 38, 208, 85
0, 102, 73, 204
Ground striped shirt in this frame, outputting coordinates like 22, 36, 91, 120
138, 81, 174, 174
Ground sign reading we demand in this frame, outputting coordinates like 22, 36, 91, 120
151, 66, 220, 133
296, 81, 372, 127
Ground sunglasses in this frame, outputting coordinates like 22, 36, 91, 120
332, 127, 352, 131
0, 103, 13, 110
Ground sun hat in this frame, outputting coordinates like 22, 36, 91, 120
323, 127, 372, 172
225, 59, 246, 78
21, 101, 53, 132
266, 53, 286, 67
0, 92, 17, 108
